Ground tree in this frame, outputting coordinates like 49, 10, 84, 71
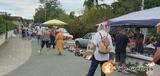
111, 0, 160, 17
90, 0, 105, 5
84, 0, 106, 10
0, 15, 15, 35
69, 11, 76, 19
144, 0, 160, 9
111, 0, 141, 17
84, 0, 94, 10
34, 0, 65, 23
34, 6, 45, 23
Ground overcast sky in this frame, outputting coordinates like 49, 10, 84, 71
0, 0, 116, 19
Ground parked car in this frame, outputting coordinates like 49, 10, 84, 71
58, 28, 73, 39
75, 33, 95, 48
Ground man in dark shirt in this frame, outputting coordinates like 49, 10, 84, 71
152, 23, 160, 65
114, 30, 129, 73
135, 29, 144, 54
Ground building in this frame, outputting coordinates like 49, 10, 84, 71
9, 16, 24, 27
0, 12, 11, 16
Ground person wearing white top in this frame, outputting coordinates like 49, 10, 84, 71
36, 26, 43, 45
86, 24, 114, 76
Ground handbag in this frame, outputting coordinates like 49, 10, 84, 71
98, 32, 110, 54
83, 42, 93, 60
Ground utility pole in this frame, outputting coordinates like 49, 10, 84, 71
45, 0, 47, 21
141, 0, 144, 10
44, 0, 48, 21
140, 0, 147, 43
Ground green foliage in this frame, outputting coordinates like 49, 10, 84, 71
144, 0, 160, 9
0, 16, 6, 34
83, 7, 113, 24
34, 0, 65, 23
34, 6, 45, 23
84, 0, 94, 10
112, 0, 141, 17
65, 7, 114, 38
148, 28, 156, 34
0, 16, 16, 35
34, 0, 160, 38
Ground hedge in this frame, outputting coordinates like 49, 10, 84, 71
0, 16, 16, 35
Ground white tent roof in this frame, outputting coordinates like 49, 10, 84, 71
110, 7, 160, 21
108, 7, 160, 27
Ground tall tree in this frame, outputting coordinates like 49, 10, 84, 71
34, 6, 45, 23
34, 0, 65, 22
91, 0, 105, 5
84, 0, 105, 9
111, 0, 141, 17
84, 0, 94, 10
144, 0, 160, 9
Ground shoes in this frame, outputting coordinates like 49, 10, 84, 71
37, 50, 41, 53
115, 66, 122, 72
57, 53, 62, 55
121, 70, 129, 74
117, 68, 122, 72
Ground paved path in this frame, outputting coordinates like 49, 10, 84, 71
0, 37, 32, 76
3, 39, 136, 76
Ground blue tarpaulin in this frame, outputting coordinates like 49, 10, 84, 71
108, 7, 160, 27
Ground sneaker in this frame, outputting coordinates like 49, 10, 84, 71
121, 70, 129, 74
113, 66, 117, 71
115, 66, 122, 72
117, 68, 122, 72
37, 50, 41, 53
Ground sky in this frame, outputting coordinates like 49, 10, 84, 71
0, 0, 116, 19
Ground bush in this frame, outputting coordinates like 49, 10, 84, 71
0, 16, 16, 35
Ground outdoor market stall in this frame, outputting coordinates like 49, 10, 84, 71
104, 7, 160, 76
108, 7, 160, 27
43, 19, 75, 52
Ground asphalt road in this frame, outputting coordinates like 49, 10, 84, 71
4, 39, 136, 76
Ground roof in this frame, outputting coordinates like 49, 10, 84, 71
9, 16, 23, 21
108, 7, 160, 27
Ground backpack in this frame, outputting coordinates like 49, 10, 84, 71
98, 32, 110, 54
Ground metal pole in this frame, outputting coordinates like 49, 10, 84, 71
44, 0, 47, 21
45, 0, 47, 21
141, 0, 144, 10
140, 0, 147, 43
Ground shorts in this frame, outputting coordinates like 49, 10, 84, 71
41, 40, 50, 48
37, 35, 42, 40
115, 51, 126, 64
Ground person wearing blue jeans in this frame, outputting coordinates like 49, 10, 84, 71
50, 35, 55, 48
86, 24, 114, 76
50, 28, 56, 48
27, 28, 32, 40
135, 29, 144, 54
87, 55, 107, 76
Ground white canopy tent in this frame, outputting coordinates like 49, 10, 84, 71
108, 7, 160, 27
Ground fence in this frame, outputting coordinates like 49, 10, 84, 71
0, 30, 13, 46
